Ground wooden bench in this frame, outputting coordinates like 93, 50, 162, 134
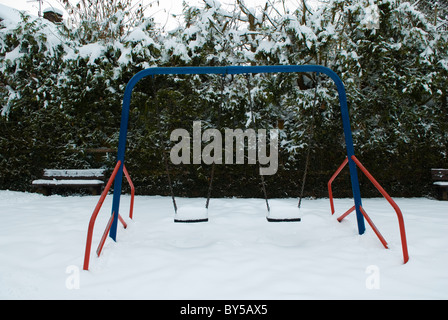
32, 169, 106, 195
431, 168, 448, 200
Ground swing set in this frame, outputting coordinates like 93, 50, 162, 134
82, 65, 409, 271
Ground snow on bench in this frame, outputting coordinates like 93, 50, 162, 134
41, 169, 105, 178
431, 168, 448, 201
32, 169, 106, 195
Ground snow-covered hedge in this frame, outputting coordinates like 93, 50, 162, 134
0, 0, 447, 197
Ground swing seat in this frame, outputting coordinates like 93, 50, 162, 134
174, 205, 208, 223
266, 204, 301, 222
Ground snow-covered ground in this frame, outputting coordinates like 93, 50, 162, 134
0, 190, 447, 299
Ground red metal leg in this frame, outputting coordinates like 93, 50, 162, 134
96, 214, 114, 257
83, 161, 121, 271
123, 165, 135, 220
328, 157, 349, 215
359, 206, 388, 249
351, 156, 409, 264
337, 205, 355, 222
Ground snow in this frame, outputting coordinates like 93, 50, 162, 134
3, 46, 24, 64
31, 179, 104, 186
0, 3, 23, 28
267, 200, 301, 220
0, 190, 447, 299
43, 7, 63, 16
175, 204, 208, 222
43, 169, 105, 178
73, 43, 108, 65
1, 0, 448, 300
0, 3, 70, 60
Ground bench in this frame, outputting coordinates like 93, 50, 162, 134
431, 168, 448, 200
32, 169, 106, 196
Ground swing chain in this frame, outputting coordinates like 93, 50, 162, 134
149, 75, 178, 213
205, 74, 226, 209
298, 73, 320, 208
245, 73, 271, 212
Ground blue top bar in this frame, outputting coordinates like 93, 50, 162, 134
126, 65, 341, 85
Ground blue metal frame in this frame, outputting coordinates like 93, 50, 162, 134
109, 65, 366, 240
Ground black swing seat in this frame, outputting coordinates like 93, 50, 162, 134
267, 217, 301, 222
266, 204, 301, 222
174, 205, 209, 223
